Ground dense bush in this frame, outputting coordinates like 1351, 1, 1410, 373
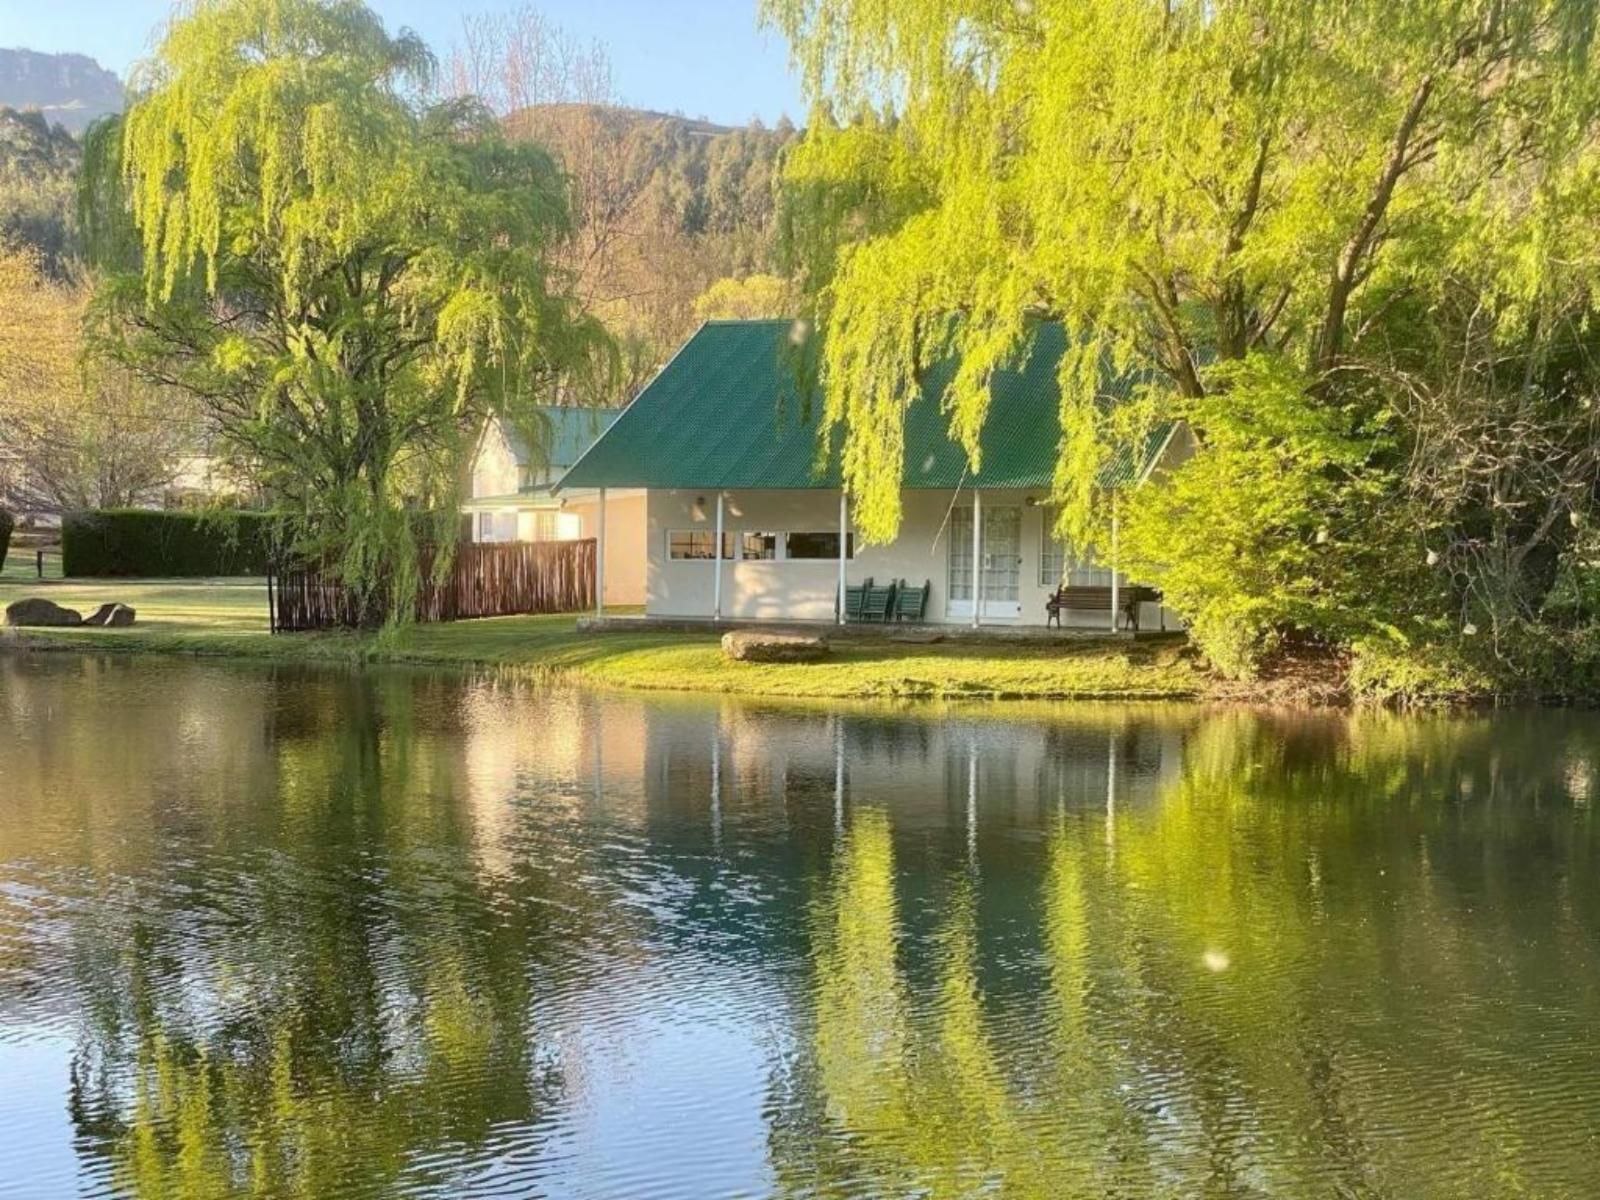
0, 510, 12, 574
62, 510, 277, 577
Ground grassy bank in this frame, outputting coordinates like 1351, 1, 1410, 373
0, 576, 1206, 702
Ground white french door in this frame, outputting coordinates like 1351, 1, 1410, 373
947, 506, 1023, 620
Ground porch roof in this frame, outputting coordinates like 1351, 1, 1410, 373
558, 320, 1175, 493
460, 490, 562, 511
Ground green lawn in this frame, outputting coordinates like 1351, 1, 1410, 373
0, 574, 1203, 702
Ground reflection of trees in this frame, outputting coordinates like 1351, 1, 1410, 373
48, 666, 621, 1198
791, 711, 1600, 1198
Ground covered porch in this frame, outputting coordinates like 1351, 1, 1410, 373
582, 484, 1168, 631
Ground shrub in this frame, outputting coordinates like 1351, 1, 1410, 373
62, 510, 277, 577
0, 510, 12, 574
1117, 354, 1404, 679
1348, 637, 1493, 707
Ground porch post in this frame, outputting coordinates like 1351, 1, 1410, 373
838, 491, 848, 626
713, 490, 725, 622
596, 486, 607, 618
972, 487, 983, 628
1109, 492, 1120, 632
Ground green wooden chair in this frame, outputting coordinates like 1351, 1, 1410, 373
862, 581, 896, 622
894, 579, 931, 622
841, 577, 872, 621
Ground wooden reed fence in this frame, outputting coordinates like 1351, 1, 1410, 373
268, 539, 597, 632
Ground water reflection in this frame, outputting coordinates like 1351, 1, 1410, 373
1, 654, 1597, 1198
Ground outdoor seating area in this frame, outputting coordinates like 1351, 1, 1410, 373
840, 578, 932, 623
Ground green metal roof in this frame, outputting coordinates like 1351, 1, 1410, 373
559, 320, 1173, 492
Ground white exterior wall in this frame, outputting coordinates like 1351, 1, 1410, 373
566, 491, 648, 607
645, 486, 1183, 629
470, 423, 524, 500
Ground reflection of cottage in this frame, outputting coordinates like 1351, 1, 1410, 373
462, 408, 646, 606
559, 321, 1189, 629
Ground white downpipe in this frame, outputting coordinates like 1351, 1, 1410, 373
972, 488, 983, 629
596, 486, 607, 618
838, 491, 848, 626
1110, 493, 1120, 632
713, 491, 725, 622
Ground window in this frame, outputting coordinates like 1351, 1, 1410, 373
1040, 507, 1067, 586
741, 531, 779, 560
668, 530, 733, 560
479, 512, 517, 544
1039, 505, 1114, 587
785, 531, 855, 560
532, 511, 562, 542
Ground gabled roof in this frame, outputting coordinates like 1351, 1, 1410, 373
558, 320, 1172, 492
501, 406, 624, 474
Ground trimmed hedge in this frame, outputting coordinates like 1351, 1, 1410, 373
0, 510, 12, 574
62, 510, 277, 578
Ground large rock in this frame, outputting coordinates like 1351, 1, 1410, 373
4, 597, 83, 627
84, 602, 136, 627
721, 630, 830, 664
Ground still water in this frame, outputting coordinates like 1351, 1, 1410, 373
1, 653, 1598, 1198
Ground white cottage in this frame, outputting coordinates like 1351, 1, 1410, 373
558, 321, 1190, 630
462, 407, 648, 606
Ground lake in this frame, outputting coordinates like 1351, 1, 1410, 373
1, 653, 1597, 1198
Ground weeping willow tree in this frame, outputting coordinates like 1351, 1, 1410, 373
766, 0, 1600, 679
83, 0, 610, 618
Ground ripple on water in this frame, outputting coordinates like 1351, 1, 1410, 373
3, 657, 1600, 1197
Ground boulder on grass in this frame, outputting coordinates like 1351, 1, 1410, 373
5, 597, 83, 627
721, 630, 830, 664
84, 603, 137, 628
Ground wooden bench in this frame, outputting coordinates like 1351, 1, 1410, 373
1045, 584, 1161, 631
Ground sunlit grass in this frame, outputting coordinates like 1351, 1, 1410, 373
0, 576, 1202, 701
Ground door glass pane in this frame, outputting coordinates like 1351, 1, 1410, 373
948, 508, 973, 602
983, 507, 1021, 603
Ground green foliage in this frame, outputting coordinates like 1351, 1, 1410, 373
693, 273, 794, 321
0, 106, 80, 274
62, 509, 276, 578
83, 0, 609, 620
1119, 354, 1403, 676
0, 509, 13, 573
1348, 637, 1497, 707
766, 0, 1600, 686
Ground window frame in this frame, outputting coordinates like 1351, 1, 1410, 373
740, 531, 780, 561
666, 529, 734, 561
1039, 506, 1068, 587
783, 530, 856, 561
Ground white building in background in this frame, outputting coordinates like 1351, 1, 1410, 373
462, 407, 647, 607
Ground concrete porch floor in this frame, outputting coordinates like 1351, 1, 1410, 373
575, 614, 1162, 645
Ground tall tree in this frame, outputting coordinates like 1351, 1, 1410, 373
85, 0, 608, 611
767, 0, 1600, 676
0, 245, 197, 514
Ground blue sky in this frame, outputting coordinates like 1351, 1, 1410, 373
0, 0, 806, 125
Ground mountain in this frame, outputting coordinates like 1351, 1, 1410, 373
0, 106, 81, 273
504, 103, 798, 402
0, 49, 123, 134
